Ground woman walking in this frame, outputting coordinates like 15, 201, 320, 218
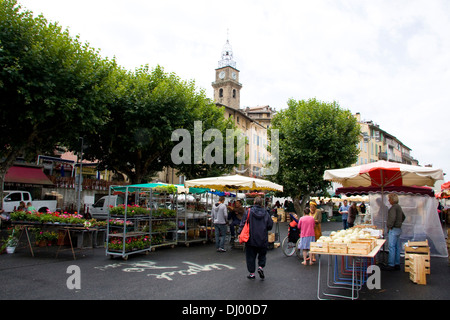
297, 207, 316, 265
238, 196, 273, 280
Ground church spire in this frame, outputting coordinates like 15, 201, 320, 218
218, 36, 236, 69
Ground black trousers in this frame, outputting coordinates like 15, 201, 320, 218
245, 244, 267, 273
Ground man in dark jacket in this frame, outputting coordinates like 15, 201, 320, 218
383, 193, 405, 271
238, 196, 273, 280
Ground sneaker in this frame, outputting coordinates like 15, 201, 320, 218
247, 273, 255, 280
219, 248, 227, 252
257, 267, 265, 280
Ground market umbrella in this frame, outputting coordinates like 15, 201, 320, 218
184, 174, 283, 192
323, 160, 443, 188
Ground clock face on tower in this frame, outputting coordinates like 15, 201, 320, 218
219, 71, 225, 79
232, 72, 236, 80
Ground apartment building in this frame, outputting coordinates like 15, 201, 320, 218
354, 112, 418, 166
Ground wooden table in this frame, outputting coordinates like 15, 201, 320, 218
312, 239, 385, 300
12, 222, 100, 260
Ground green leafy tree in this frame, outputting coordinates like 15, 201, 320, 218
82, 65, 237, 184
172, 103, 241, 180
0, 0, 116, 204
268, 98, 360, 215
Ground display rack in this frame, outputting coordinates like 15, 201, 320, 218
147, 189, 178, 251
177, 192, 212, 246
105, 184, 178, 259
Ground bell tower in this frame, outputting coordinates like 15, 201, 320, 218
212, 39, 242, 110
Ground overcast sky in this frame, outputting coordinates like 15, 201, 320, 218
19, 0, 450, 183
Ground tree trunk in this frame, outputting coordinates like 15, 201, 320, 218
0, 148, 22, 211
0, 169, 6, 211
293, 195, 302, 217
293, 193, 311, 217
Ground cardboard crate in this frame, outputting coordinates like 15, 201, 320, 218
310, 242, 329, 253
277, 208, 286, 222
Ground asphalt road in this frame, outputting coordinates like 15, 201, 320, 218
1, 221, 449, 306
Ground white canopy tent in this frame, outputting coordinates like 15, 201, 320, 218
184, 174, 283, 192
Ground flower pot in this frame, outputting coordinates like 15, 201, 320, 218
6, 246, 16, 254
39, 240, 47, 247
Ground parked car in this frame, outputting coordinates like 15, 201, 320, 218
88, 195, 125, 220
2, 190, 57, 213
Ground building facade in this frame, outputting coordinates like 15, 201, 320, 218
354, 112, 417, 166
243, 105, 276, 129
211, 40, 271, 177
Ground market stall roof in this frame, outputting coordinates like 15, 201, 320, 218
323, 160, 443, 188
335, 185, 435, 197
175, 184, 210, 194
184, 174, 283, 192
5, 164, 54, 186
111, 183, 176, 193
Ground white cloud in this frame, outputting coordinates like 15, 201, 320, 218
17, 0, 450, 179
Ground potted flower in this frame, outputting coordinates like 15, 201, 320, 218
1, 227, 19, 254
35, 230, 47, 247
45, 231, 58, 246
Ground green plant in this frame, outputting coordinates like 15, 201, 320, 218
109, 205, 149, 217
34, 230, 58, 243
152, 208, 176, 218
1, 227, 19, 252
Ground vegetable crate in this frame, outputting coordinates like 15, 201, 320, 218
347, 239, 376, 255
310, 242, 329, 253
404, 240, 430, 276
328, 243, 348, 254
408, 254, 428, 285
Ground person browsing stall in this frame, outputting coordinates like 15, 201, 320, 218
212, 196, 228, 252
227, 199, 244, 244
339, 200, 350, 229
297, 207, 316, 265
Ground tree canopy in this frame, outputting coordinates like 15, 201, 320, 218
0, 0, 117, 200
0, 0, 239, 191
82, 65, 237, 183
268, 98, 360, 215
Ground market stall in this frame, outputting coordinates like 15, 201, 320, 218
105, 183, 178, 260
335, 185, 447, 257
324, 161, 444, 251
318, 162, 446, 299
176, 187, 212, 246
184, 174, 284, 248
9, 211, 105, 259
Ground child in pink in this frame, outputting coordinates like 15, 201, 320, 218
297, 208, 316, 265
